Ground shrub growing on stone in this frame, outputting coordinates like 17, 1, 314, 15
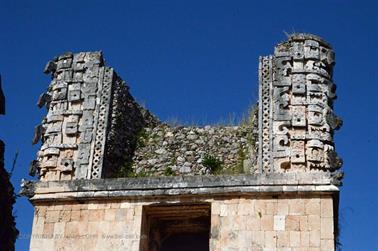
202, 154, 223, 174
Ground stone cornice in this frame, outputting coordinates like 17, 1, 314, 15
23, 173, 339, 203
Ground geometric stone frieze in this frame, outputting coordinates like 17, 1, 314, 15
258, 33, 342, 173
31, 51, 159, 181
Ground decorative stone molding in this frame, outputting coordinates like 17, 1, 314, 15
31, 52, 158, 181
24, 33, 343, 251
258, 33, 342, 174
30, 33, 342, 183
22, 173, 338, 202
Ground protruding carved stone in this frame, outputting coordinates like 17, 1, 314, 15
32, 51, 159, 181
32, 34, 342, 181
258, 33, 342, 173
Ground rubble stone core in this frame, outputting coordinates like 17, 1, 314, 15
24, 33, 343, 251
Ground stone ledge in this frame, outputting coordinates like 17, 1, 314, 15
23, 173, 339, 202
30, 184, 339, 202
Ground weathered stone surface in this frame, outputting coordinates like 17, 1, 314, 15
28, 195, 335, 251
25, 33, 342, 251
31, 52, 159, 181
131, 124, 256, 176
22, 173, 338, 203
258, 33, 342, 176
30, 34, 342, 183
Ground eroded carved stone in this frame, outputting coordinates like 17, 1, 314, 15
31, 33, 342, 181
258, 33, 342, 173
32, 51, 159, 181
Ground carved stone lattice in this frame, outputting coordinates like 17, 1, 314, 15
258, 33, 342, 173
258, 56, 273, 173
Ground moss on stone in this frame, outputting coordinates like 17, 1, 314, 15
136, 128, 149, 147
117, 161, 134, 177
163, 166, 175, 176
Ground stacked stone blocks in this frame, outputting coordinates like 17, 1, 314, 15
30, 196, 334, 251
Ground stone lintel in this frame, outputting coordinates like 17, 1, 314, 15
24, 173, 339, 202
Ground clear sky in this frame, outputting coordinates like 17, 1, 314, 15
0, 0, 377, 250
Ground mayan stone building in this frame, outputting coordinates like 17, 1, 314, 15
22, 33, 343, 251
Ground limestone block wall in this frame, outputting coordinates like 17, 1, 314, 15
29, 195, 335, 251
30, 200, 144, 251
210, 196, 335, 251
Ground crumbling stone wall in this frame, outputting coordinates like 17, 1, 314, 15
30, 33, 343, 183
130, 124, 257, 177
101, 73, 159, 178
25, 33, 343, 251
31, 51, 259, 180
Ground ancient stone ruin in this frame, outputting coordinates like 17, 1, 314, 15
258, 33, 342, 174
23, 33, 343, 251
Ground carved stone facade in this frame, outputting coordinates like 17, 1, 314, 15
31, 35, 342, 182
258, 34, 342, 174
24, 33, 343, 251
31, 52, 158, 181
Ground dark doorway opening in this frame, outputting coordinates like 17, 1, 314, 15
140, 203, 210, 251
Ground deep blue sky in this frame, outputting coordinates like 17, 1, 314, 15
0, 0, 377, 250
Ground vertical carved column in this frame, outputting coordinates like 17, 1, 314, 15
31, 51, 159, 181
75, 53, 103, 179
31, 52, 114, 180
258, 56, 273, 173
31, 52, 107, 180
258, 33, 342, 173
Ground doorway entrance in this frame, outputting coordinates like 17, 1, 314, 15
140, 203, 211, 251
